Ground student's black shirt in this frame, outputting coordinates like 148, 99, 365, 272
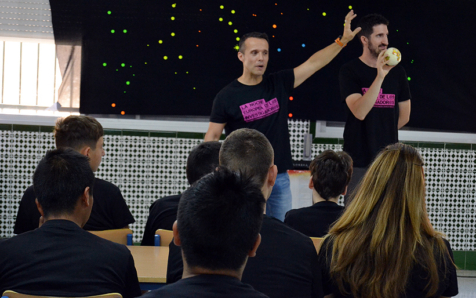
141, 194, 181, 246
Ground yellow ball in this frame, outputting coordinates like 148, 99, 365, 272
384, 47, 402, 66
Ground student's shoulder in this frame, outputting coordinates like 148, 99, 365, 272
264, 216, 312, 242
150, 194, 181, 211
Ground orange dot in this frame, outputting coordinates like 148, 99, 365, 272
121, 111, 125, 115
111, 103, 116, 107
289, 96, 293, 101
196, 45, 199, 47
288, 113, 293, 118
275, 3, 277, 5
198, 30, 201, 32
272, 35, 275, 38
281, 13, 283, 15
272, 24, 277, 28
200, 9, 202, 11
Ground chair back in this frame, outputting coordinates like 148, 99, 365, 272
154, 229, 173, 246
310, 237, 324, 254
89, 228, 133, 245
2, 290, 122, 298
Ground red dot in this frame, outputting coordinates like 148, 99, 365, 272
289, 96, 293, 101
288, 113, 293, 118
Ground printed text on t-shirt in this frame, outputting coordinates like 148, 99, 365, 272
240, 98, 280, 122
362, 88, 395, 108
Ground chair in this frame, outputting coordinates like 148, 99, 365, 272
154, 229, 173, 246
310, 237, 324, 254
89, 228, 133, 245
2, 290, 122, 298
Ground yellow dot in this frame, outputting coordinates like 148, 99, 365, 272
234, 45, 239, 50
178, 55, 183, 59
158, 40, 163, 44
193, 87, 196, 90
228, 21, 232, 25
145, 62, 147, 64
172, 3, 176, 8
219, 17, 223, 21
171, 32, 175, 36
175, 72, 177, 74
220, 5, 224, 9
236, 37, 240, 41
234, 29, 238, 33
171, 16, 175, 21
349, 5, 352, 9
164, 56, 168, 60
231, 10, 235, 14
147, 44, 149, 46
322, 12, 327, 16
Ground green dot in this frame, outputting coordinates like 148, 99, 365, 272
158, 40, 163, 44
236, 37, 240, 41
307, 8, 309, 10
231, 10, 235, 14
103, 63, 107, 67
124, 91, 126, 93
175, 72, 177, 74
411, 60, 414, 63
234, 29, 238, 33
172, 3, 176, 8
407, 42, 409, 44
126, 81, 130, 85
396, 29, 399, 32
123, 29, 127, 33
130, 65, 132, 68
193, 87, 196, 90
171, 16, 175, 21
107, 11, 112, 15
219, 18, 223, 21
171, 32, 175, 36
322, 12, 326, 16
407, 77, 411, 81
178, 55, 183, 59
133, 74, 135, 76
228, 21, 232, 25
348, 6, 352, 9
147, 44, 149, 47
220, 5, 224, 9
111, 29, 115, 33
116, 69, 118, 71
164, 56, 168, 60
121, 63, 125, 67
186, 71, 189, 74
145, 62, 147, 64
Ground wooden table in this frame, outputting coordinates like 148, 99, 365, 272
127, 246, 169, 290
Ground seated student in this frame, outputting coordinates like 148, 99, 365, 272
284, 150, 352, 237
0, 148, 141, 298
141, 141, 221, 246
318, 143, 458, 298
14, 115, 134, 233
142, 167, 268, 298
167, 128, 323, 298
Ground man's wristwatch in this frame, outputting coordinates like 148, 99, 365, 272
335, 36, 346, 48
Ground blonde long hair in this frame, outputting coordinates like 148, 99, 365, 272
327, 143, 450, 298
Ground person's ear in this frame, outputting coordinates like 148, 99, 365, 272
248, 234, 261, 258
35, 198, 44, 217
238, 51, 244, 62
342, 186, 348, 196
268, 165, 277, 187
79, 146, 91, 157
309, 176, 314, 190
172, 221, 181, 247
81, 187, 92, 207
360, 35, 367, 45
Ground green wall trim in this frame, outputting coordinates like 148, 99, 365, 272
122, 130, 149, 137
39, 126, 54, 133
104, 129, 122, 136
12, 124, 39, 132
150, 132, 177, 138
453, 251, 476, 270
0, 124, 12, 131
177, 132, 204, 139
313, 138, 339, 145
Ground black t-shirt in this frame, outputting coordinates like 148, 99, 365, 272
210, 70, 295, 173
14, 178, 135, 233
339, 58, 411, 168
141, 194, 181, 246
0, 220, 141, 298
318, 237, 458, 298
142, 274, 269, 298
284, 201, 344, 237
167, 215, 323, 298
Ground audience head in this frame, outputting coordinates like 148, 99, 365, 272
33, 148, 95, 225
219, 128, 276, 196
186, 141, 221, 185
309, 150, 353, 201
328, 143, 448, 298
54, 115, 105, 171
175, 167, 265, 275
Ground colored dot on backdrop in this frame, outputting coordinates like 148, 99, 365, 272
411, 60, 414, 63
133, 74, 135, 76
103, 63, 107, 67
144, 62, 147, 64
107, 11, 112, 15
198, 30, 201, 32
193, 87, 196, 90
123, 29, 127, 33
220, 5, 224, 9
172, 3, 176, 8
348, 5, 352, 9
126, 81, 130, 85
171, 17, 175, 21
228, 21, 233, 25
111, 29, 115, 33
196, 45, 199, 47
289, 96, 293, 101
186, 71, 189, 74
277, 48, 281, 52
171, 32, 175, 36
123, 91, 126, 93
407, 42, 409, 44
231, 10, 235, 14
158, 40, 163, 44
396, 29, 399, 32
234, 45, 239, 50
407, 77, 411, 81
116, 69, 118, 71
219, 18, 223, 21
121, 111, 125, 115
272, 24, 277, 28
121, 63, 125, 67
164, 56, 168, 60
322, 12, 327, 16
130, 65, 132, 67
302, 44, 305, 47
236, 37, 240, 41
178, 55, 183, 59
147, 44, 149, 46
111, 103, 116, 107
288, 113, 293, 118
175, 72, 177, 74
281, 13, 283, 15
234, 29, 238, 33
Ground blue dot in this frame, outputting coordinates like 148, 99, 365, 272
277, 48, 281, 52
302, 44, 306, 47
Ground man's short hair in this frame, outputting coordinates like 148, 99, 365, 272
33, 148, 95, 217
238, 32, 269, 53
309, 150, 353, 200
186, 141, 221, 185
219, 128, 273, 186
177, 167, 265, 271
357, 14, 389, 45
54, 115, 104, 150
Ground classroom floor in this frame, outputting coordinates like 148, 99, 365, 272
457, 270, 476, 297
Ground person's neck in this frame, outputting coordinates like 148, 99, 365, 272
312, 190, 339, 204
182, 263, 243, 280
43, 215, 83, 228
359, 51, 378, 68
237, 73, 263, 86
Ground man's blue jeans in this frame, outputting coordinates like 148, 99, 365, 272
266, 172, 293, 221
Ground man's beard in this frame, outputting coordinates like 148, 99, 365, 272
368, 40, 383, 58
